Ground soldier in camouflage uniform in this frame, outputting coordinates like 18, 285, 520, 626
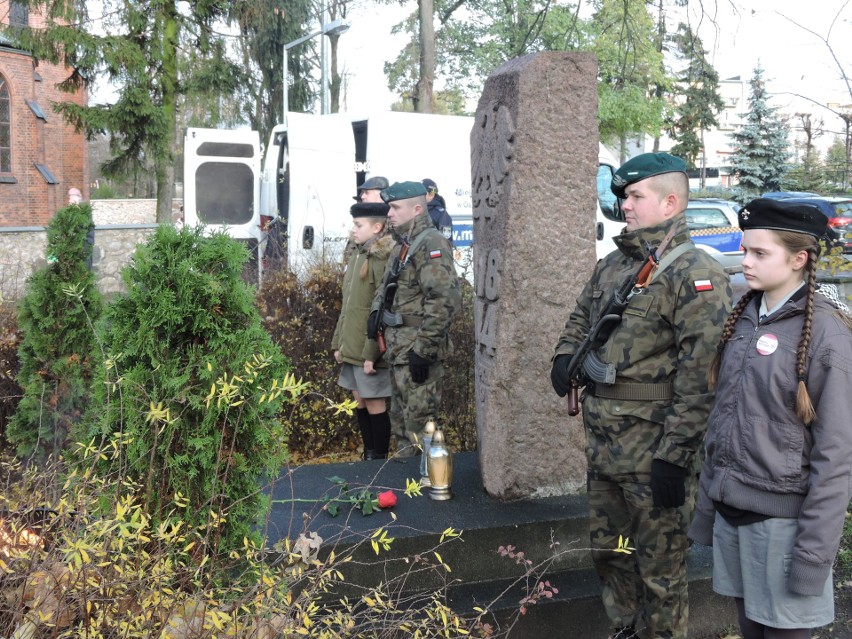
367, 181, 460, 456
551, 153, 732, 639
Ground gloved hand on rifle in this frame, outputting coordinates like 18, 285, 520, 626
550, 354, 572, 397
366, 310, 380, 340
408, 351, 431, 384
650, 459, 688, 508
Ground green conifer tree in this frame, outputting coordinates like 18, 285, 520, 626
8, 203, 102, 461
668, 23, 724, 183
727, 65, 790, 199
73, 226, 289, 554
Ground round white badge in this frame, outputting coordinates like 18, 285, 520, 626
756, 333, 779, 356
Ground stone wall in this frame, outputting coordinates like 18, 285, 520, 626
0, 199, 186, 301
0, 223, 158, 300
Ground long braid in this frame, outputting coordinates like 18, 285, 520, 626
708, 289, 759, 389
795, 248, 818, 425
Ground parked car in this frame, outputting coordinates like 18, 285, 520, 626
767, 197, 852, 253
685, 198, 744, 272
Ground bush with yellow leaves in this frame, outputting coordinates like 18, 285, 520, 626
0, 437, 499, 639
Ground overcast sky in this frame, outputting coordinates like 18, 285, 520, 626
338, 0, 852, 145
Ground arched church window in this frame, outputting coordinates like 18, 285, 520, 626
0, 76, 11, 174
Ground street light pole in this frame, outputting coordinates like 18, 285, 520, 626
282, 18, 350, 127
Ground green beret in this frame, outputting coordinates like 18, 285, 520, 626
611, 152, 688, 198
350, 202, 389, 218
380, 181, 427, 203
739, 198, 828, 238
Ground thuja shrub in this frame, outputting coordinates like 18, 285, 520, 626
0, 305, 22, 446
72, 225, 289, 554
7, 203, 102, 461
257, 264, 357, 459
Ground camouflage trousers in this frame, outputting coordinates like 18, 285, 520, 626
587, 472, 696, 639
389, 361, 444, 457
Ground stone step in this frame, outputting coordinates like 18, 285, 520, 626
264, 452, 736, 637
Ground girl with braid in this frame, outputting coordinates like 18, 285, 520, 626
689, 198, 852, 639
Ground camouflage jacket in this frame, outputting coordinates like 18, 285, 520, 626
554, 212, 732, 474
372, 211, 460, 366
332, 233, 397, 366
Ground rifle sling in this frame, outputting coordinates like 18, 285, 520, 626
592, 380, 673, 402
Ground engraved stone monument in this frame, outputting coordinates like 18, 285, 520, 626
472, 52, 599, 499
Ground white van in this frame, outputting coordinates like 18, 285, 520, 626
183, 128, 264, 283
185, 112, 476, 283
594, 144, 623, 259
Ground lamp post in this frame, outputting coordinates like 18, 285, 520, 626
282, 18, 350, 127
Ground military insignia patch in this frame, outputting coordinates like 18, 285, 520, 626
430, 249, 442, 259
694, 279, 714, 292
612, 174, 627, 187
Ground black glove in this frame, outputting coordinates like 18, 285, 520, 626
408, 351, 431, 384
550, 354, 572, 397
366, 310, 380, 340
650, 459, 689, 509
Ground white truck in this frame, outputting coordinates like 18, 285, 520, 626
183, 114, 625, 284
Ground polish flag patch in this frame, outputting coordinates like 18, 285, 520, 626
694, 279, 714, 292
430, 249, 442, 259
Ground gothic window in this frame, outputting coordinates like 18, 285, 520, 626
0, 76, 11, 174
10, 1, 29, 27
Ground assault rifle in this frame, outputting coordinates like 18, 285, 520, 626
563, 229, 679, 416
375, 238, 411, 353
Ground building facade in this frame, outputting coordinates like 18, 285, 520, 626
0, 0, 88, 226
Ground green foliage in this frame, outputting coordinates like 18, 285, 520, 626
592, 0, 667, 156
72, 225, 289, 554
257, 263, 477, 460
257, 265, 356, 459
727, 65, 790, 200
0, 305, 22, 447
825, 136, 852, 192
7, 204, 102, 461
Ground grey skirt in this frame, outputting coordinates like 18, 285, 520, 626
338, 362, 392, 399
712, 512, 834, 628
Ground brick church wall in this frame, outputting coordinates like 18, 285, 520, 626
0, 1, 89, 226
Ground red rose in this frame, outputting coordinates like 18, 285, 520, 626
377, 490, 397, 509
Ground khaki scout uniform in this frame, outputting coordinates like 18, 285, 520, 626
331, 234, 396, 367
554, 213, 731, 638
373, 210, 460, 451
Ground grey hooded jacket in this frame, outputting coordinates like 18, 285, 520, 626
689, 290, 852, 596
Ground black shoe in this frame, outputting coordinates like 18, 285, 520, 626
363, 449, 376, 460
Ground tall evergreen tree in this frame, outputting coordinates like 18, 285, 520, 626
727, 65, 790, 199
230, 0, 315, 143
4, 1, 318, 220
668, 23, 724, 187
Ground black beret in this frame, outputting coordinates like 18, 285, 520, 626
350, 202, 390, 218
380, 181, 428, 202
739, 198, 828, 238
611, 152, 688, 198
